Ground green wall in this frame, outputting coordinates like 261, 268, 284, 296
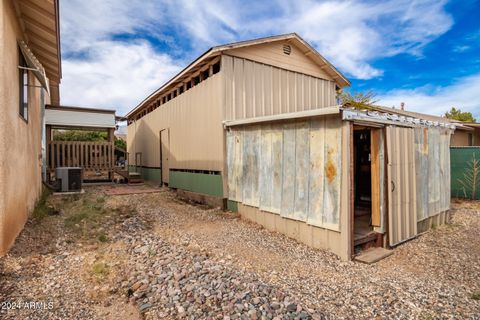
128, 166, 161, 183
451, 147, 480, 199
169, 170, 223, 197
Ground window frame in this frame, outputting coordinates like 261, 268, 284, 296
18, 48, 29, 122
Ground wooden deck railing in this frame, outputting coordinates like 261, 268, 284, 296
47, 141, 114, 171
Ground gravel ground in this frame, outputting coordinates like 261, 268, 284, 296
1, 186, 479, 319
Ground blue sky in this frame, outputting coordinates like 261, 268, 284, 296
59, 0, 480, 120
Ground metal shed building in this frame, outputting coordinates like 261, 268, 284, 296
126, 34, 453, 260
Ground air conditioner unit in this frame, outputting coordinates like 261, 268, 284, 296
56, 167, 82, 192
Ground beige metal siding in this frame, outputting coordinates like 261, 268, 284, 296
223, 55, 337, 121
126, 73, 224, 181
225, 41, 334, 81
386, 126, 417, 246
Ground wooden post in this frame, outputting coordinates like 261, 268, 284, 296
108, 128, 115, 180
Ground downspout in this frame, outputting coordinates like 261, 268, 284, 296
40, 88, 46, 182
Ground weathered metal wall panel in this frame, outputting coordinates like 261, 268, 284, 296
281, 123, 296, 217
307, 118, 326, 227
242, 128, 260, 206
271, 128, 283, 213
294, 122, 310, 221
223, 55, 338, 121
322, 117, 342, 227
414, 127, 452, 221
227, 116, 342, 231
259, 125, 273, 211
387, 126, 417, 246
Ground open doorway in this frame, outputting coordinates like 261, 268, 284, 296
353, 126, 382, 252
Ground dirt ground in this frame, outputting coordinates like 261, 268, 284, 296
0, 185, 479, 319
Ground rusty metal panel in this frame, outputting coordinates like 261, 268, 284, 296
293, 121, 310, 221
281, 123, 296, 217
387, 126, 417, 246
307, 118, 325, 226
226, 116, 342, 231
414, 127, 429, 221
322, 116, 342, 227
428, 128, 441, 215
233, 130, 244, 201
259, 125, 273, 211
242, 128, 260, 206
271, 126, 283, 213
227, 130, 237, 200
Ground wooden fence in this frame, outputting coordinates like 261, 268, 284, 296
47, 141, 114, 173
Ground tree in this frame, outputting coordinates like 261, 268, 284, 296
458, 154, 480, 200
338, 90, 378, 109
444, 107, 476, 122
53, 129, 126, 150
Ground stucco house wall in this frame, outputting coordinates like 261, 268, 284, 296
0, 0, 50, 255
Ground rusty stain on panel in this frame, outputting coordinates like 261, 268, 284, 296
325, 149, 337, 184
322, 116, 341, 226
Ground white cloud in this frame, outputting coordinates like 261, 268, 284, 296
61, 41, 181, 115
377, 73, 480, 119
59, 0, 454, 113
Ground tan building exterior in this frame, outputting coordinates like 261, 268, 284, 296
0, 0, 61, 255
451, 124, 480, 146
127, 34, 453, 260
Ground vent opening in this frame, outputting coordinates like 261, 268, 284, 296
283, 44, 292, 55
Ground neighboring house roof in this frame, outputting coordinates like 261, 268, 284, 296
449, 121, 480, 131
127, 33, 350, 118
45, 105, 116, 129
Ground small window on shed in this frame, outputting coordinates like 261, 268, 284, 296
173, 90, 177, 98
193, 76, 200, 85
167, 93, 171, 101
187, 81, 192, 90
162, 96, 166, 104
179, 86, 184, 94
202, 69, 209, 80
283, 44, 292, 55
212, 61, 220, 74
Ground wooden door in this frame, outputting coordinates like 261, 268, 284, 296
370, 128, 381, 227
160, 129, 170, 184
386, 126, 417, 246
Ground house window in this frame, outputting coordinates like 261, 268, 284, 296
19, 49, 29, 121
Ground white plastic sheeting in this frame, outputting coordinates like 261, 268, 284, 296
227, 116, 342, 231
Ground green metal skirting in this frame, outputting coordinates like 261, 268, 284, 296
128, 166, 161, 182
169, 170, 223, 197
451, 147, 480, 199
227, 200, 238, 213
